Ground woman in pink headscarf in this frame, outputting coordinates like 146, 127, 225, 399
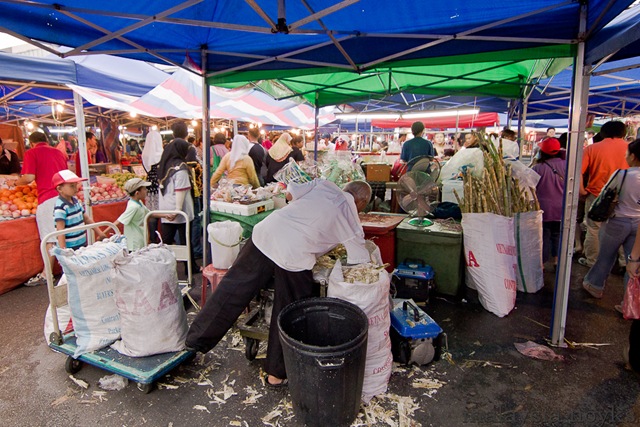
210, 135, 260, 188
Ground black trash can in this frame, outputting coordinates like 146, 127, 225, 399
278, 297, 368, 427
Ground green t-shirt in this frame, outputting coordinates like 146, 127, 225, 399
117, 199, 150, 251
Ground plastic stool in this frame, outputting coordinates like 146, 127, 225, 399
201, 264, 229, 305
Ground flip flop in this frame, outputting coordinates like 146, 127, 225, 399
263, 373, 288, 389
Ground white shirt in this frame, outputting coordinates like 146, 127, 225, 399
252, 179, 370, 272
159, 169, 194, 223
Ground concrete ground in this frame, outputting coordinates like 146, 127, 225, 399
1, 260, 639, 427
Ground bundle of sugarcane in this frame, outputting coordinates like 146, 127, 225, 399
453, 132, 540, 215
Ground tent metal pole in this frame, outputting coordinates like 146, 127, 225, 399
550, 2, 590, 347
314, 92, 319, 161
201, 50, 211, 269
73, 91, 92, 222
520, 99, 528, 155
233, 120, 238, 136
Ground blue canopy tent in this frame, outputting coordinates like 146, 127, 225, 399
0, 0, 637, 342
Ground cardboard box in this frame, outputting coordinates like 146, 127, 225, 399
365, 163, 391, 182
210, 199, 274, 216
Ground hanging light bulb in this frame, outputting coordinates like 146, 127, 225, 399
55, 103, 64, 113
249, 123, 254, 129
130, 111, 138, 118
26, 121, 34, 130
260, 129, 266, 135
151, 125, 158, 131
191, 120, 198, 127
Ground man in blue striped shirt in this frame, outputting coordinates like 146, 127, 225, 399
52, 170, 104, 249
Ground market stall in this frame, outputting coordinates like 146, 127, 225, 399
0, 200, 127, 295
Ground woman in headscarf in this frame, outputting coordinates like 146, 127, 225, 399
141, 130, 164, 242
210, 135, 260, 188
265, 132, 304, 183
157, 138, 196, 271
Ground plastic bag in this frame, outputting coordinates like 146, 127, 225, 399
623, 277, 640, 320
462, 212, 517, 317
207, 221, 243, 269
514, 211, 544, 293
507, 158, 540, 189
438, 147, 484, 183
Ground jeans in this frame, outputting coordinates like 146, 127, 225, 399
542, 221, 561, 263
584, 216, 639, 291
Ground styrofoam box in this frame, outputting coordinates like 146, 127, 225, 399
210, 199, 274, 216
441, 180, 464, 204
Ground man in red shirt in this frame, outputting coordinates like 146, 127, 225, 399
579, 120, 629, 267
74, 131, 98, 177
15, 131, 68, 285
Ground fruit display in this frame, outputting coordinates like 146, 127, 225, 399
103, 172, 139, 189
0, 183, 38, 220
77, 182, 127, 205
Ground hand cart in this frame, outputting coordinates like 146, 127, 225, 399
144, 210, 198, 309
237, 289, 273, 361
42, 221, 193, 393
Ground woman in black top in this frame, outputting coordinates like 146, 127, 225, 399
265, 133, 304, 183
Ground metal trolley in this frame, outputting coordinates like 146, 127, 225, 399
42, 221, 193, 393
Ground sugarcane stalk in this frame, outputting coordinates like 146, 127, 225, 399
530, 186, 540, 211
453, 188, 464, 211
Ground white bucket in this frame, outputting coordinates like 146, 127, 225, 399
207, 221, 243, 269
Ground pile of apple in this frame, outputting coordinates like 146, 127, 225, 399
0, 184, 38, 219
77, 182, 127, 204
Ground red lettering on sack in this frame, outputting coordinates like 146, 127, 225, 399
467, 251, 480, 267
157, 281, 178, 310
496, 244, 517, 256
133, 290, 155, 316
504, 279, 517, 291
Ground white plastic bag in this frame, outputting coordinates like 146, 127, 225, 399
110, 244, 188, 357
439, 147, 484, 183
207, 221, 243, 269
514, 211, 544, 293
52, 237, 127, 357
507, 158, 540, 189
327, 259, 392, 403
462, 213, 517, 317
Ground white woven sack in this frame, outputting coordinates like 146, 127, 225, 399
43, 274, 74, 344
327, 259, 392, 403
52, 237, 127, 357
462, 213, 517, 317
110, 244, 187, 357
514, 211, 544, 293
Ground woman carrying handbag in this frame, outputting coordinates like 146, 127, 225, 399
582, 139, 640, 303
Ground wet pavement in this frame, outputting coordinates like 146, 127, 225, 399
1, 260, 639, 427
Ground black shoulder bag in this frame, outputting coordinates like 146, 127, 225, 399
587, 169, 627, 222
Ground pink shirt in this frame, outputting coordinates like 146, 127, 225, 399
21, 143, 68, 204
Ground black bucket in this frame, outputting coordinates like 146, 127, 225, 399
278, 297, 368, 427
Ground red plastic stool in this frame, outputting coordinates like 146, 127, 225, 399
201, 264, 229, 305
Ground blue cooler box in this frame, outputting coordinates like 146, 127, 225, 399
390, 299, 444, 365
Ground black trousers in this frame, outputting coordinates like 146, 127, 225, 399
186, 237, 315, 378
630, 320, 640, 372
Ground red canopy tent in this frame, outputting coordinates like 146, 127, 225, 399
371, 112, 500, 129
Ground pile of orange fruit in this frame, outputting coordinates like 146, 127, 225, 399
0, 183, 39, 218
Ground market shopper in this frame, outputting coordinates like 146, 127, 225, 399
582, 138, 640, 301
141, 129, 164, 243
265, 133, 303, 183
157, 122, 197, 273
210, 135, 260, 188
400, 121, 435, 171
531, 138, 566, 269
186, 179, 372, 387
247, 127, 268, 186
74, 132, 99, 177
579, 121, 630, 267
0, 137, 21, 175
15, 131, 68, 285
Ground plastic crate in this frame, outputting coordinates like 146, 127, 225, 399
210, 199, 274, 216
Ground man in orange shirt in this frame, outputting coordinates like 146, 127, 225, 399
579, 121, 629, 267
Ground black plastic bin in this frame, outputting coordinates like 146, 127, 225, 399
278, 297, 368, 427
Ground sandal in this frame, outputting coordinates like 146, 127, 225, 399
263, 373, 288, 389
